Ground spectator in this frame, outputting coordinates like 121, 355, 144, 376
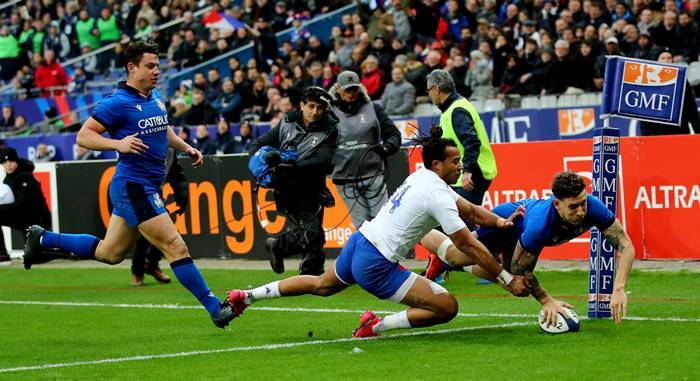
465, 50, 495, 100
35, 50, 69, 97
321, 64, 336, 89
78, 44, 99, 79
651, 11, 680, 54
389, 0, 413, 44
14, 115, 28, 131
205, 68, 222, 103
233, 120, 254, 154
70, 67, 88, 94
308, 61, 325, 88
620, 25, 640, 56
499, 54, 524, 95
677, 11, 699, 63
175, 126, 192, 158
215, 118, 236, 154
212, 79, 243, 122
193, 125, 217, 155
185, 89, 217, 125
543, 39, 579, 95
34, 143, 55, 162
0, 148, 51, 265
381, 66, 416, 116
360, 55, 384, 100
1, 105, 15, 130
637, 9, 655, 36
43, 22, 70, 61
0, 26, 20, 82
635, 32, 661, 60
75, 9, 100, 51
97, 7, 121, 71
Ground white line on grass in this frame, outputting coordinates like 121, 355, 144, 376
1, 300, 699, 322
0, 321, 531, 374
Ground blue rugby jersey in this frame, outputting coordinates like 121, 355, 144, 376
91, 82, 169, 186
478, 195, 616, 255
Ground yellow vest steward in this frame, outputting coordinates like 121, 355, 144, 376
439, 97, 497, 185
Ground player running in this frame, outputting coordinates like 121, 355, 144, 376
421, 170, 635, 326
225, 127, 531, 338
22, 41, 235, 328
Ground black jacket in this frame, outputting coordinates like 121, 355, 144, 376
0, 159, 51, 226
249, 108, 338, 208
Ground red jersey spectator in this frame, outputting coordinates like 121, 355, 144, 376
34, 50, 69, 97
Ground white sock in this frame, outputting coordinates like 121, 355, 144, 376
372, 310, 412, 333
245, 281, 281, 304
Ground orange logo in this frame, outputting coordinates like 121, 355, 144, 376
622, 62, 678, 86
558, 108, 595, 136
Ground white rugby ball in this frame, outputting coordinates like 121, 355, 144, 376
538, 307, 580, 334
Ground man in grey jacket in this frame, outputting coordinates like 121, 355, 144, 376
381, 67, 416, 116
331, 71, 402, 229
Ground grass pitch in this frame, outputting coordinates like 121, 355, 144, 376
0, 266, 698, 380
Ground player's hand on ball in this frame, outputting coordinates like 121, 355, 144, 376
541, 299, 573, 328
187, 147, 203, 168
610, 287, 627, 325
507, 275, 531, 297
117, 133, 149, 154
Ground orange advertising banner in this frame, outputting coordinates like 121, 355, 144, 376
408, 134, 700, 260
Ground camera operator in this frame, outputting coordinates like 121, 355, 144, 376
249, 87, 338, 276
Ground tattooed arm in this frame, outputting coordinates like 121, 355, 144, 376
601, 219, 635, 324
511, 241, 573, 327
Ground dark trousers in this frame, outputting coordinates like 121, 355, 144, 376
131, 236, 164, 276
0, 211, 51, 254
274, 199, 326, 276
452, 169, 492, 230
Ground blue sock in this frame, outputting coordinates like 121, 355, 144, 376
170, 258, 220, 317
40, 231, 99, 259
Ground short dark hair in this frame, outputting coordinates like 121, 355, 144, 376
412, 126, 458, 168
300, 86, 332, 108
552, 170, 586, 200
124, 40, 159, 71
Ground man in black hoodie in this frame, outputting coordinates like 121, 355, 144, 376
0, 148, 51, 264
249, 87, 338, 276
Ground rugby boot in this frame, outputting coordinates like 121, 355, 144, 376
352, 310, 381, 338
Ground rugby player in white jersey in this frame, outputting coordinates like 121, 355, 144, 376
225, 127, 531, 337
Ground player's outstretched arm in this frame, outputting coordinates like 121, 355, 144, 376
77, 117, 149, 154
602, 219, 635, 324
511, 242, 573, 327
456, 198, 524, 228
167, 126, 203, 168
449, 228, 531, 297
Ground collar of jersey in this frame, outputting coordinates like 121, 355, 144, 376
118, 81, 152, 99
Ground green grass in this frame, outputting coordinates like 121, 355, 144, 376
0, 267, 698, 380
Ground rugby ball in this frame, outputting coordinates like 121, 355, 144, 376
538, 307, 580, 333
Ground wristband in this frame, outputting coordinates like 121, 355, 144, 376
497, 270, 514, 286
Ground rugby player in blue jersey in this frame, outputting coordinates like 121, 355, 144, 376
420, 170, 635, 326
22, 41, 235, 328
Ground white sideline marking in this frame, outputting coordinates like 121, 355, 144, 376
0, 322, 531, 374
1, 300, 699, 322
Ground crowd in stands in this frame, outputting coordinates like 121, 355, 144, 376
2, 0, 700, 133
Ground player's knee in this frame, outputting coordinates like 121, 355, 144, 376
166, 236, 189, 259
315, 276, 338, 296
435, 295, 459, 323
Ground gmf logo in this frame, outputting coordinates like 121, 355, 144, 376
558, 108, 595, 136
622, 61, 678, 86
